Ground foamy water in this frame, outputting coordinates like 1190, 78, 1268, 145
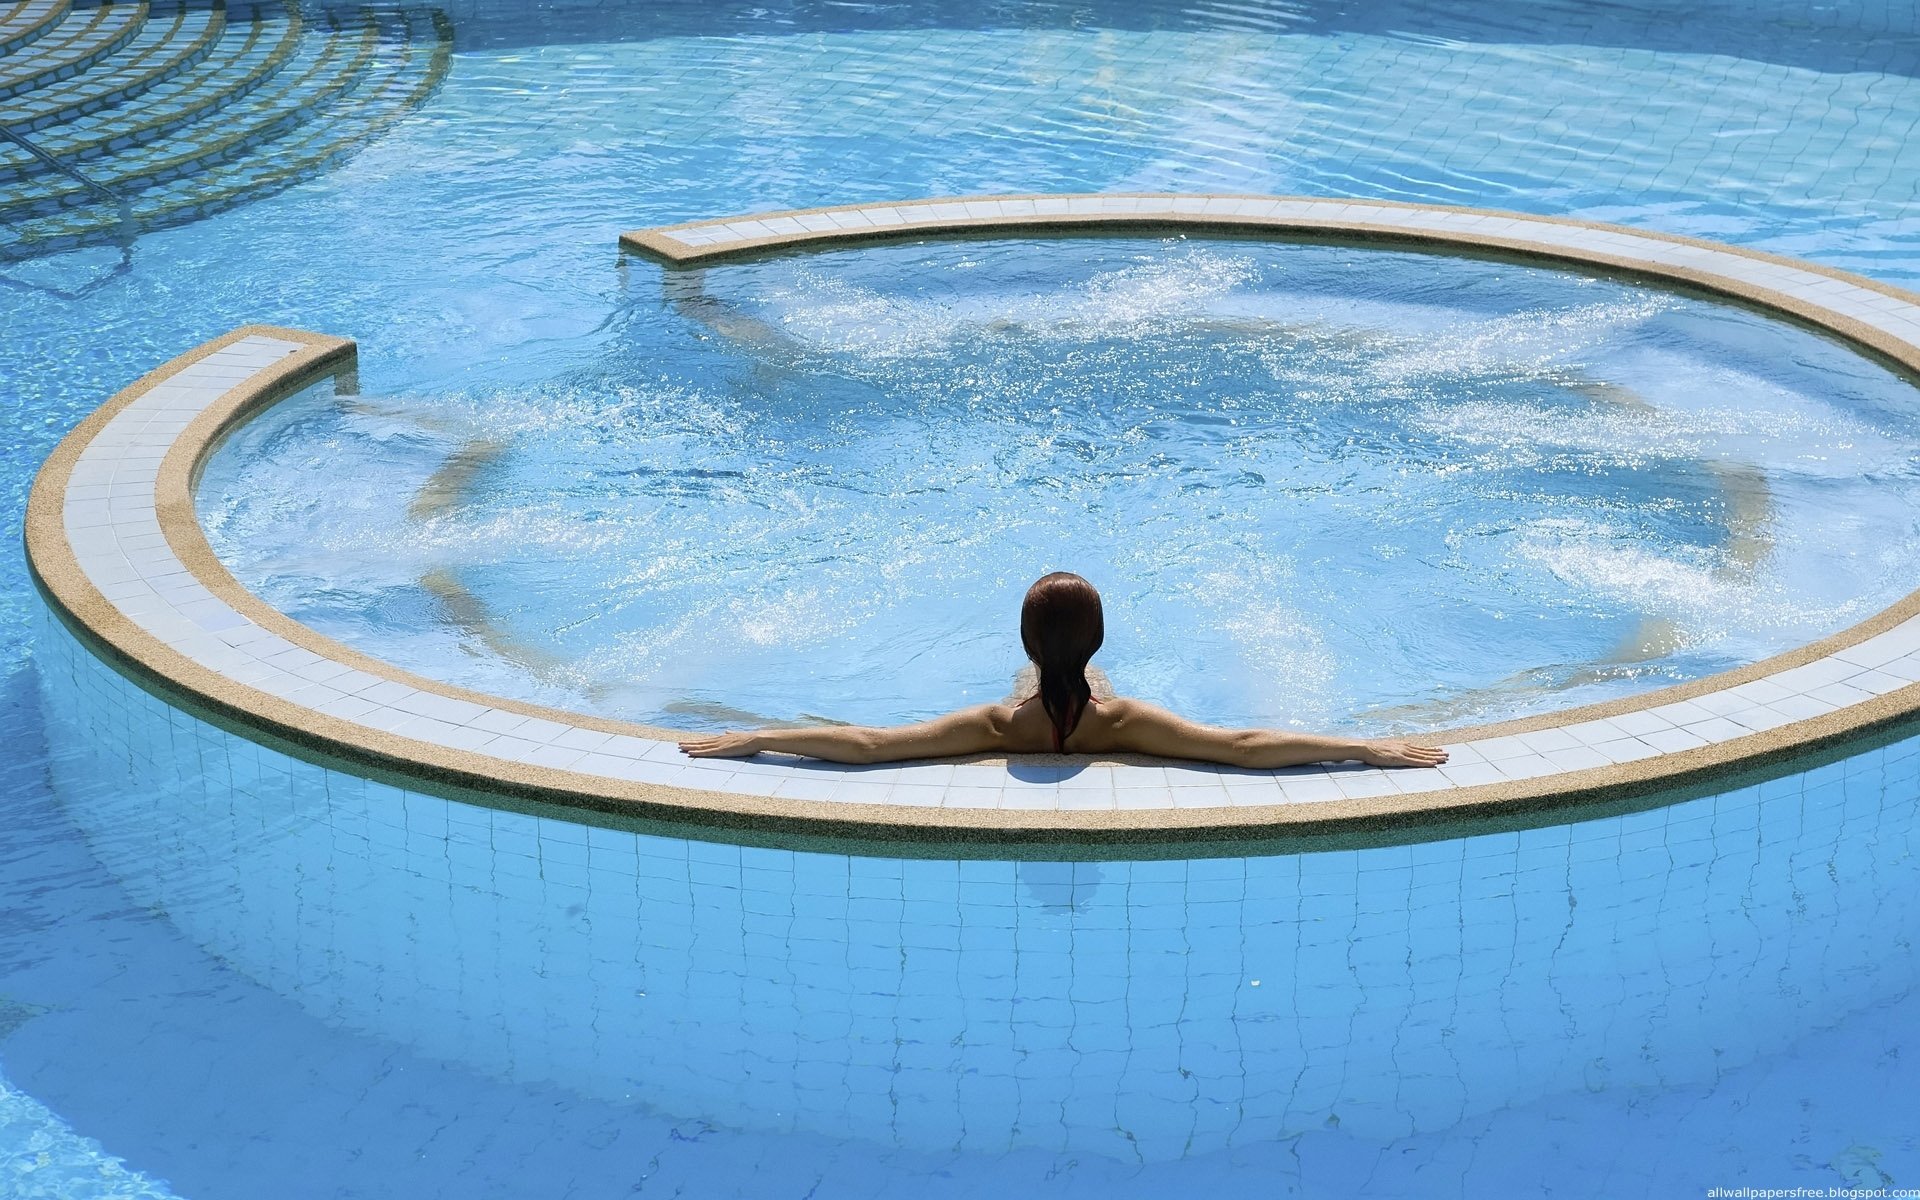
200, 238, 1920, 733
0, 1068, 178, 1200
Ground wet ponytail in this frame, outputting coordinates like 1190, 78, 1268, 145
1035, 659, 1094, 752
1020, 572, 1105, 752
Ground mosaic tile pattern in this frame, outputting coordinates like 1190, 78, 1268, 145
37, 606, 1920, 1165
0, 0, 451, 257
17, 8, 386, 205
0, 0, 228, 138
0, 2, 302, 182
35, 203, 1920, 821
0, 0, 72, 56
0, 0, 146, 102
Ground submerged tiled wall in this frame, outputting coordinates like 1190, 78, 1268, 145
37, 604, 1920, 1160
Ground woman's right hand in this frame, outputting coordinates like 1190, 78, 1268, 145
1358, 739, 1450, 768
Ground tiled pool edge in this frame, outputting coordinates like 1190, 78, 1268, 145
625, 195, 1920, 745
23, 197, 1920, 853
624, 194, 1920, 400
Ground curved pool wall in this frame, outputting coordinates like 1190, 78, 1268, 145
30, 202, 1920, 855
36, 605, 1920, 1159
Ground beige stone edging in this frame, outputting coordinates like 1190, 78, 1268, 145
24, 196, 1920, 856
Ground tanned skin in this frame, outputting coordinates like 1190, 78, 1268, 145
680, 693, 1447, 769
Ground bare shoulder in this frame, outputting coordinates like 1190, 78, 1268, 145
933, 701, 1027, 748
970, 702, 1019, 737
851, 702, 1024, 762
1071, 696, 1188, 754
1074, 695, 1229, 758
1096, 696, 1182, 729
910, 702, 1018, 739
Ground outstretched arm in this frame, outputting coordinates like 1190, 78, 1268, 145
678, 705, 1012, 765
1102, 699, 1447, 769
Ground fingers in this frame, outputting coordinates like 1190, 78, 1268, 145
679, 732, 759, 759
678, 735, 734, 758
1391, 743, 1446, 766
1369, 740, 1449, 768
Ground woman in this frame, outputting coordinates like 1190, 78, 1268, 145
679, 571, 1448, 770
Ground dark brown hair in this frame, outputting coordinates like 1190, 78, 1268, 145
1020, 572, 1104, 752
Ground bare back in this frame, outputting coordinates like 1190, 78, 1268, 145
681, 672, 1446, 770
999, 664, 1122, 754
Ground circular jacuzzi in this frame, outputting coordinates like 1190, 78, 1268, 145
200, 232, 1920, 741
30, 196, 1920, 852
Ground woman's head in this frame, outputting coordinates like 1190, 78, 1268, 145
1020, 572, 1104, 751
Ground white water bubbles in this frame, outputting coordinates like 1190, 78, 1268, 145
200, 238, 1920, 733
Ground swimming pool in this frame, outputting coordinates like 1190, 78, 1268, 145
7, 0, 1920, 1195
197, 236, 1920, 736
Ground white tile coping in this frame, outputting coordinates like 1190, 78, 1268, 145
28, 196, 1920, 843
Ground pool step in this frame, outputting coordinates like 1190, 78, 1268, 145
0, 5, 382, 211
0, 0, 450, 257
0, 0, 150, 102
0, 6, 449, 256
0, 3, 300, 182
0, 0, 72, 57
2, 0, 229, 136
0, 3, 350, 194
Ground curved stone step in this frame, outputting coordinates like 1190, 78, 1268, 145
0, 6, 450, 256
0, 4, 384, 216
0, 0, 227, 136
0, 0, 149, 102
0, 1, 305, 183
0, 0, 71, 56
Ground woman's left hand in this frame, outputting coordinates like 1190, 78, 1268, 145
678, 731, 763, 758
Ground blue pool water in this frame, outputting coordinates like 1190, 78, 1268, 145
199, 239, 1920, 734
7, 0, 1920, 1195
23, 612, 1920, 1196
